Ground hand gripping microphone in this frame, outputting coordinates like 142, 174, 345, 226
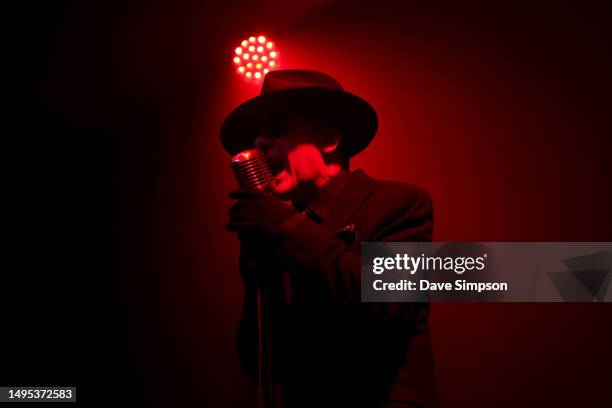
231, 149, 274, 191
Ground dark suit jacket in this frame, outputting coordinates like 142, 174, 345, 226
236, 169, 437, 408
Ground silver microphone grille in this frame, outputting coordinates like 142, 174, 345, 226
230, 149, 274, 191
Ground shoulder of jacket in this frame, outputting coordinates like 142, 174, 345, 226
349, 169, 432, 213
372, 178, 427, 197
356, 171, 430, 203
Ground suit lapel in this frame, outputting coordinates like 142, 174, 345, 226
322, 169, 374, 236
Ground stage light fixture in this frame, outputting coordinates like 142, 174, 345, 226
232, 34, 279, 82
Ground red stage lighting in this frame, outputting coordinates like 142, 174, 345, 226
232, 35, 279, 83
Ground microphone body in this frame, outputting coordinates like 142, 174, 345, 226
229, 147, 278, 284
231, 149, 274, 191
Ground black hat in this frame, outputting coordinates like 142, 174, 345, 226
220, 69, 378, 158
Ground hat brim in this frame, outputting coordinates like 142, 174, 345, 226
220, 87, 378, 158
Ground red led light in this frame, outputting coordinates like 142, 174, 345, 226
232, 34, 279, 83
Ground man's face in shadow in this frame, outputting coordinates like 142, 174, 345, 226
254, 116, 341, 200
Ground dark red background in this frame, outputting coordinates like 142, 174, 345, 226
6, 1, 611, 407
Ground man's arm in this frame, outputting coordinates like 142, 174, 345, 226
274, 187, 433, 307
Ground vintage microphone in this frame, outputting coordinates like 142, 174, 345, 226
231, 148, 275, 408
231, 149, 275, 191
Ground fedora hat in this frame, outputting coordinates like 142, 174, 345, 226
220, 69, 378, 158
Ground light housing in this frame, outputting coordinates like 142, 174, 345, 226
232, 35, 279, 82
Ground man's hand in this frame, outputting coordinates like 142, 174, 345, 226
226, 189, 296, 235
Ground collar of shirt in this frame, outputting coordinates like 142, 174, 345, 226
300, 168, 351, 224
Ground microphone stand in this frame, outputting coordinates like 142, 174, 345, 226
230, 149, 279, 407
240, 232, 275, 408
256, 283, 274, 408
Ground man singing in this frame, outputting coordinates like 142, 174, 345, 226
221, 70, 436, 407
